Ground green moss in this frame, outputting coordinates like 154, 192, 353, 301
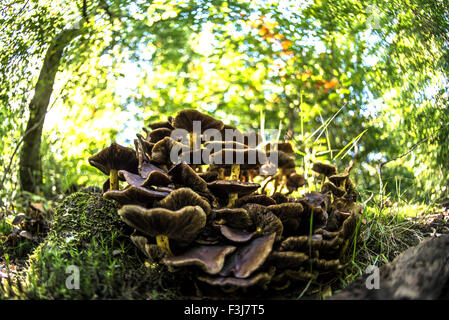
1, 192, 185, 300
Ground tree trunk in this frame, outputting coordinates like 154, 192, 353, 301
19, 27, 80, 193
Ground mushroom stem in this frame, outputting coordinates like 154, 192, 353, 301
156, 235, 173, 256
230, 163, 240, 180
226, 164, 241, 207
189, 132, 199, 152
227, 193, 238, 207
218, 168, 225, 180
110, 169, 119, 190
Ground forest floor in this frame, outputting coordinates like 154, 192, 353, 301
1, 196, 448, 299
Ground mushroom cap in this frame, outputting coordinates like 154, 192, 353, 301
321, 181, 346, 197
312, 162, 337, 177
155, 187, 211, 215
277, 141, 295, 154
197, 270, 273, 288
209, 148, 267, 168
219, 233, 276, 278
151, 137, 188, 165
286, 173, 306, 191
161, 245, 236, 274
104, 186, 169, 207
88, 142, 139, 175
207, 180, 260, 196
243, 204, 284, 241
136, 134, 155, 155
219, 225, 257, 243
234, 194, 276, 207
211, 207, 253, 229
267, 251, 309, 269
328, 173, 349, 187
272, 192, 289, 204
119, 170, 171, 188
147, 120, 174, 130
118, 205, 207, 245
149, 127, 172, 143
172, 109, 224, 132
168, 163, 209, 193
280, 235, 342, 252
267, 203, 304, 233
138, 160, 166, 178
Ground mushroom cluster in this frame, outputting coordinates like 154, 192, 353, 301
88, 109, 363, 297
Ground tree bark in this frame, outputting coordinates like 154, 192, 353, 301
19, 27, 81, 193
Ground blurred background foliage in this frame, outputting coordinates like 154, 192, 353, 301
0, 0, 448, 213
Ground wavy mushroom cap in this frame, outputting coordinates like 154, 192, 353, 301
286, 173, 306, 191
234, 194, 276, 207
168, 163, 209, 193
162, 245, 236, 275
321, 181, 346, 197
219, 233, 276, 278
119, 170, 171, 188
211, 207, 253, 229
312, 161, 337, 177
329, 173, 349, 187
119, 205, 207, 246
207, 180, 260, 196
172, 109, 224, 132
88, 142, 139, 175
136, 134, 155, 155
149, 127, 172, 143
198, 270, 274, 289
104, 186, 169, 207
138, 160, 166, 178
155, 187, 211, 215
219, 225, 257, 243
267, 203, 304, 233
280, 235, 342, 252
267, 251, 309, 269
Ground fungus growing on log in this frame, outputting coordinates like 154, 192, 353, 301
87, 109, 364, 298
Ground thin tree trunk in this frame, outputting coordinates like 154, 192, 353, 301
19, 27, 80, 193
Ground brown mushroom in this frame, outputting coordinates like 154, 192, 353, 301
267, 203, 304, 234
88, 142, 139, 190
104, 186, 169, 207
172, 109, 224, 149
118, 169, 172, 188
207, 180, 260, 207
155, 187, 211, 215
219, 225, 257, 243
211, 207, 253, 229
162, 245, 236, 274
119, 204, 207, 256
312, 162, 337, 177
197, 270, 274, 289
219, 233, 276, 278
